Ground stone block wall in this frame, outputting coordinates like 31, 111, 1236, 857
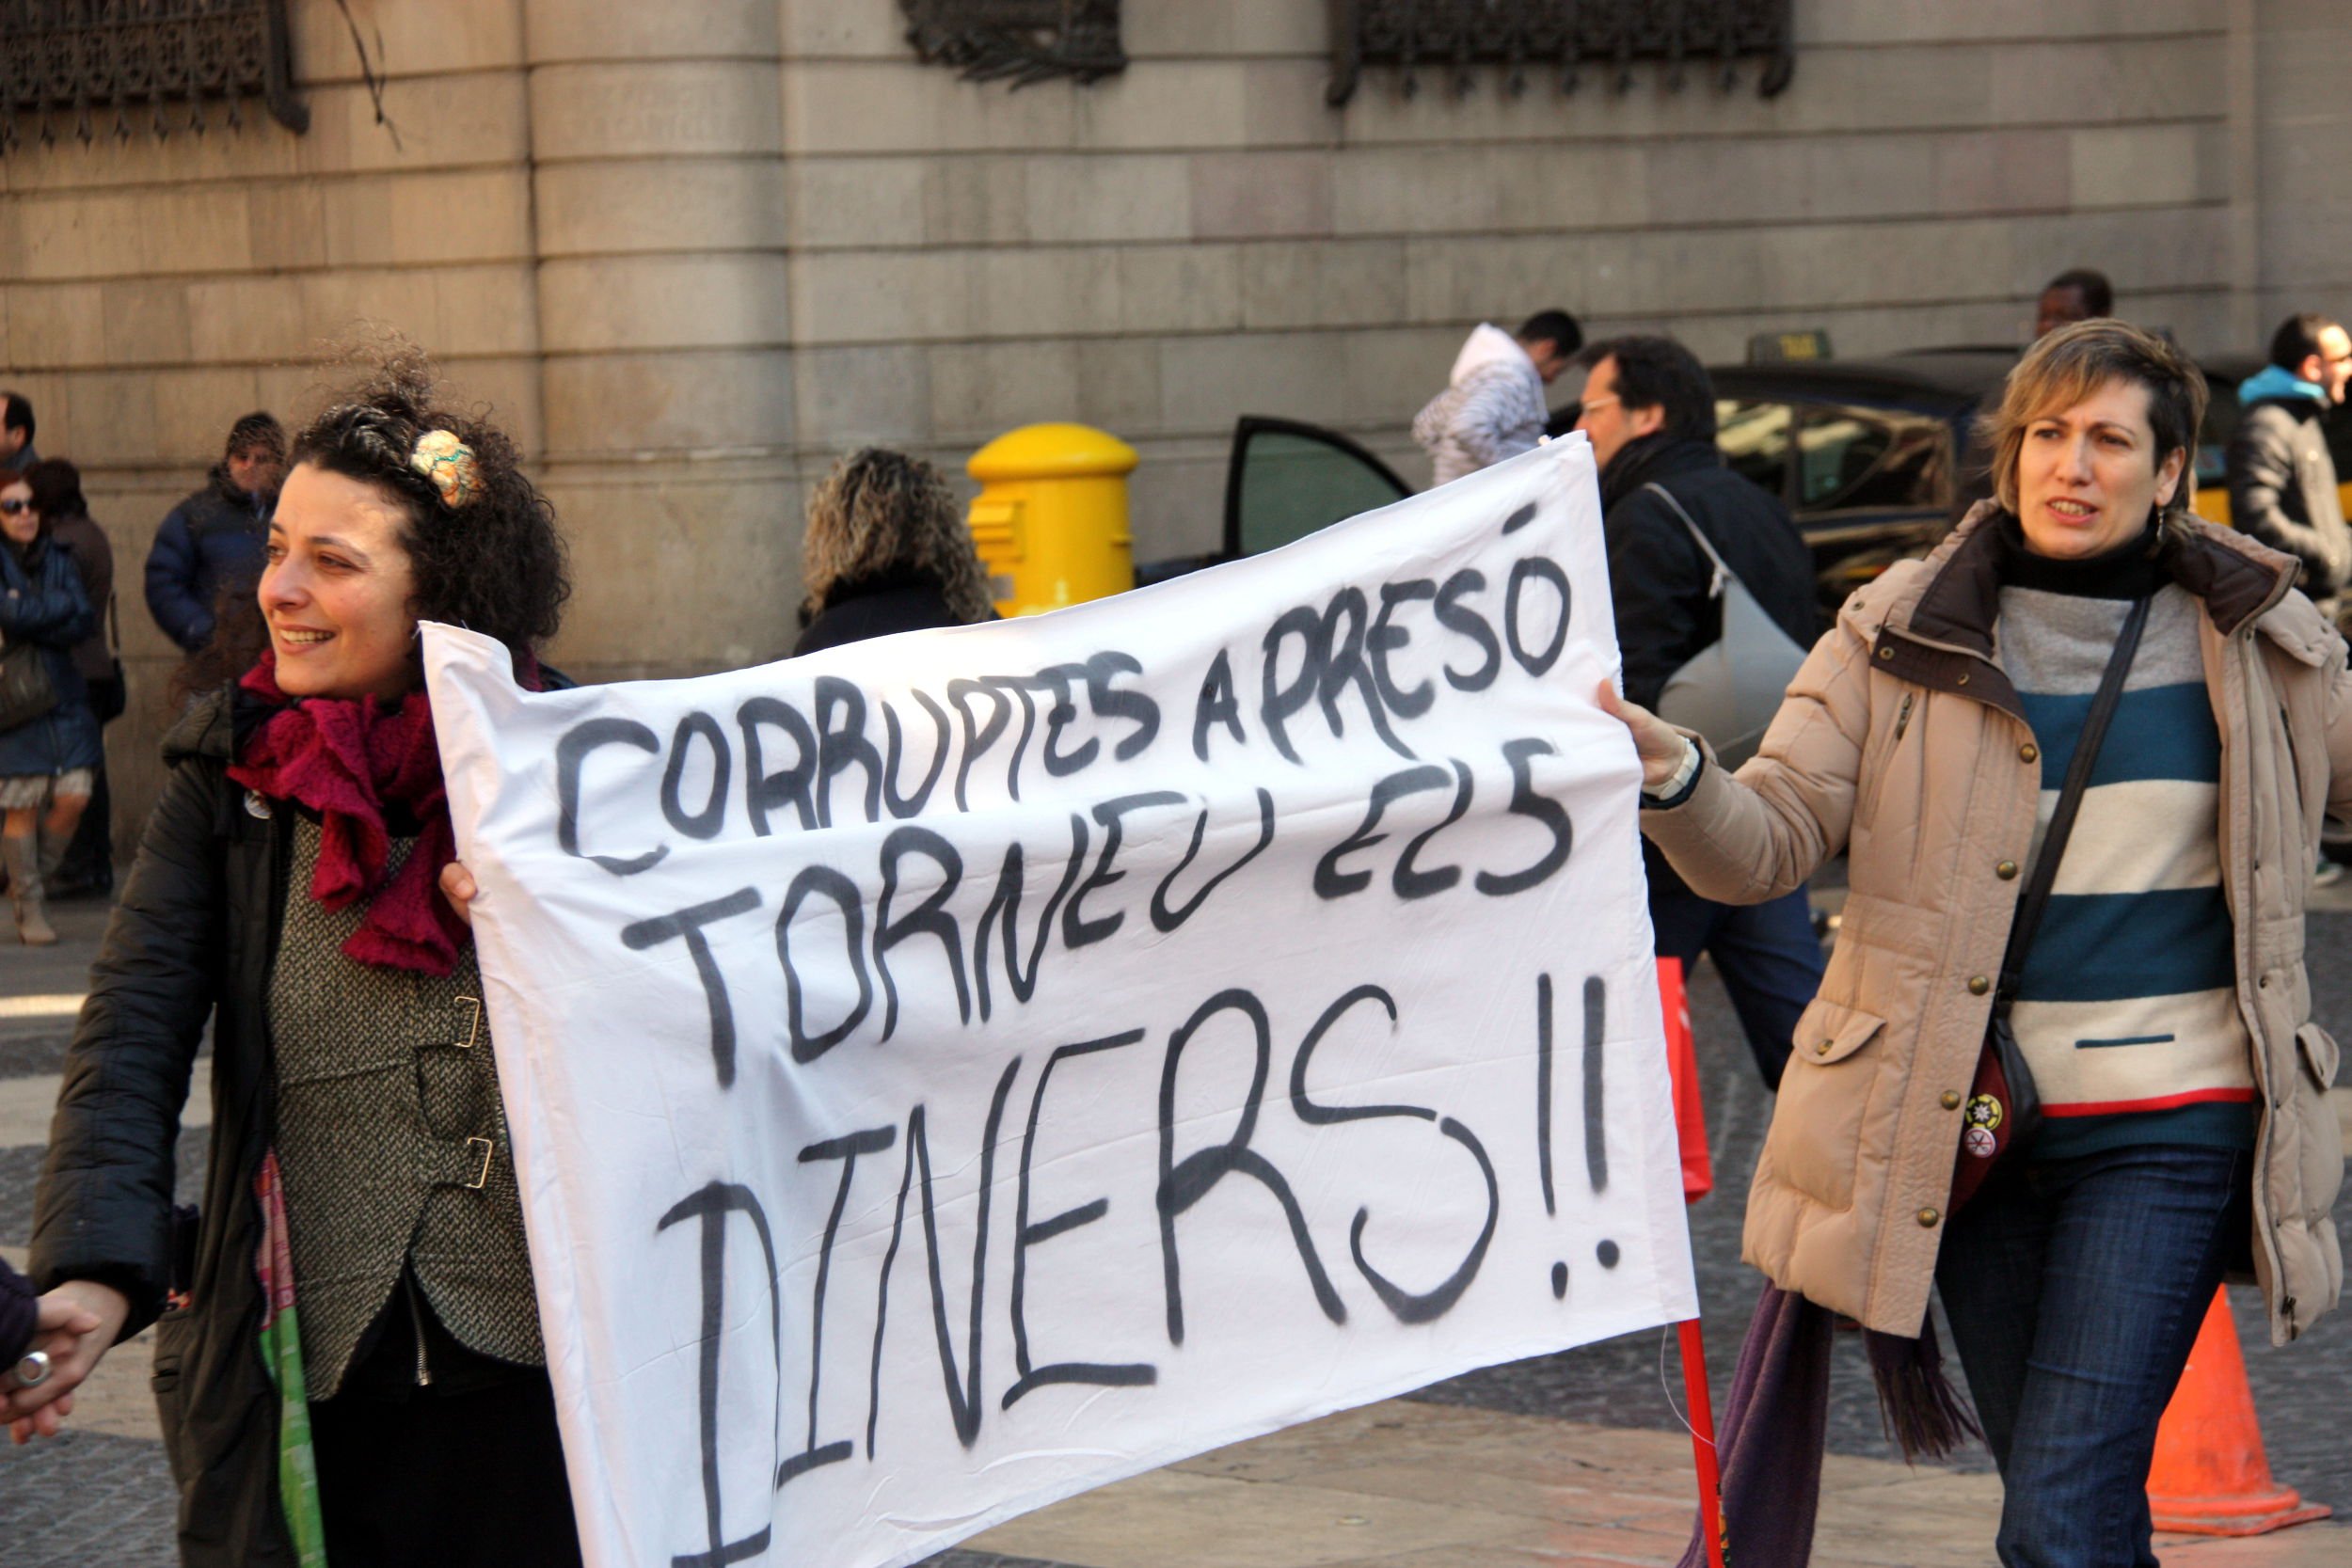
2252, 0, 2352, 329
780, 0, 2250, 561
2, 0, 2345, 851
1, 2, 547, 844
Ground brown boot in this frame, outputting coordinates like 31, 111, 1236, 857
3, 834, 55, 945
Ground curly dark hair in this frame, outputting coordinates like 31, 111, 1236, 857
171, 346, 570, 712
291, 347, 569, 652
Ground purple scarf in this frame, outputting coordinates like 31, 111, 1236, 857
1677, 1285, 1979, 1568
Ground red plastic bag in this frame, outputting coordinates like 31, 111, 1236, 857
1657, 957, 1713, 1203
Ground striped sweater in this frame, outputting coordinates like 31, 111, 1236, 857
1995, 543, 2257, 1160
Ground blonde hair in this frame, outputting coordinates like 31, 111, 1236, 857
799, 448, 994, 625
1977, 319, 2206, 526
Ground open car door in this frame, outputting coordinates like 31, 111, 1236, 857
1223, 415, 1413, 558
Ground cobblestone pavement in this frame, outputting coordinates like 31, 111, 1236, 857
3, 895, 2346, 1563
0, 1432, 182, 1568
1414, 907, 2352, 1517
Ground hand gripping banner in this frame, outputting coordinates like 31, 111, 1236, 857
424, 434, 1697, 1568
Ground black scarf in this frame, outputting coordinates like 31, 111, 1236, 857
1598, 434, 1722, 511
1992, 511, 2167, 598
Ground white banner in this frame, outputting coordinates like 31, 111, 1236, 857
426, 435, 1696, 1568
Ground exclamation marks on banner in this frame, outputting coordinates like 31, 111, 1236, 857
1536, 972, 1557, 1220
1582, 975, 1609, 1196
1536, 973, 1615, 1302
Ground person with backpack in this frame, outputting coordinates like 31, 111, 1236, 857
1578, 334, 1822, 1089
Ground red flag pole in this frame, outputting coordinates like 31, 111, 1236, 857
1677, 1316, 1727, 1568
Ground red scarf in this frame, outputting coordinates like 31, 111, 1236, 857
228, 651, 468, 975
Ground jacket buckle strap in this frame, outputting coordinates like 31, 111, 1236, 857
425, 1133, 497, 1191
453, 995, 482, 1051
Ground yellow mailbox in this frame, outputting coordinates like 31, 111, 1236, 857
965, 422, 1137, 616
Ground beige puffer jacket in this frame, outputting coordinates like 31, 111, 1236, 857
1644, 508, 2349, 1346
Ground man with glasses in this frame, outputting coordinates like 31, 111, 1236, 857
1575, 335, 1821, 1090
2228, 313, 2352, 623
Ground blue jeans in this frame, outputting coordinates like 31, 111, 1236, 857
1934, 1146, 2252, 1568
1646, 858, 1822, 1091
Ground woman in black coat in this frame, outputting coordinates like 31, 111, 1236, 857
10, 352, 580, 1568
793, 447, 998, 655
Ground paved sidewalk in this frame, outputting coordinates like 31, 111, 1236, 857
5, 892, 2347, 1566
8, 1362, 2340, 1568
961, 1400, 2345, 1568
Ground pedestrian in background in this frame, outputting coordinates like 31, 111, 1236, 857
28, 459, 121, 899
144, 409, 285, 655
1577, 335, 1822, 1090
18, 349, 584, 1568
1412, 309, 1581, 486
0, 466, 100, 945
2034, 267, 2113, 339
1, 391, 40, 472
2226, 311, 2352, 622
795, 447, 997, 655
1611, 320, 2347, 1567
1952, 268, 2123, 522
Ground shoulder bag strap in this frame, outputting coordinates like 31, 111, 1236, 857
1994, 592, 2153, 1012
1642, 481, 1727, 598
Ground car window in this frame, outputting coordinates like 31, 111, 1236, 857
1715, 399, 1792, 501
1228, 422, 1410, 557
1794, 405, 1945, 511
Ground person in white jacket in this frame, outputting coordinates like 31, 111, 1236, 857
1412, 309, 1581, 486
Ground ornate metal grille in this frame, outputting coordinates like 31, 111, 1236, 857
900, 0, 1126, 87
0, 0, 308, 151
1327, 0, 1795, 107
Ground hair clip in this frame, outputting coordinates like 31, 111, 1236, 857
410, 429, 480, 509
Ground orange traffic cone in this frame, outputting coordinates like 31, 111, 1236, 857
2144, 1288, 2330, 1535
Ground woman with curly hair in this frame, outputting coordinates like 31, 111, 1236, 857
14, 349, 581, 1568
794, 446, 996, 655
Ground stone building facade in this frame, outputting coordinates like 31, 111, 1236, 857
2, 0, 2348, 839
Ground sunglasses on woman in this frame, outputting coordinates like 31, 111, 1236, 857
0, 499, 30, 515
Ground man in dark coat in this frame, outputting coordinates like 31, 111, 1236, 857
144, 411, 284, 653
1578, 335, 1824, 1088
2227, 311, 2352, 622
